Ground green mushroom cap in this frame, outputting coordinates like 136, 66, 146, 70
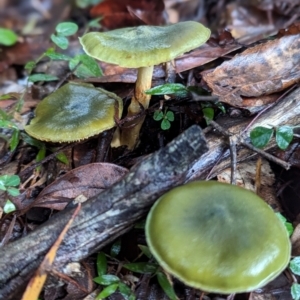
79, 21, 211, 68
146, 181, 291, 294
25, 82, 123, 142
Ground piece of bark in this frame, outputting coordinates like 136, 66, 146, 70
186, 86, 300, 182
0, 125, 208, 300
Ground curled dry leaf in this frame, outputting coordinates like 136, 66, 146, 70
202, 34, 300, 107
33, 163, 128, 210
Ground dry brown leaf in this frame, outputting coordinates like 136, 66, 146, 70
33, 163, 128, 210
202, 34, 300, 107
90, 0, 165, 28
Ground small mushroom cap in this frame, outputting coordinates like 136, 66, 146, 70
146, 181, 291, 294
25, 82, 123, 142
79, 21, 210, 68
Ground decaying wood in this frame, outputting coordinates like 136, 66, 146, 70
0, 125, 208, 300
186, 86, 300, 182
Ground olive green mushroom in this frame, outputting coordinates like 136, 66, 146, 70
25, 82, 123, 142
79, 21, 210, 149
146, 181, 291, 294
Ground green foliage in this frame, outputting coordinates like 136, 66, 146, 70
146, 83, 189, 97
289, 257, 300, 299
292, 283, 300, 300
290, 257, 300, 276
123, 262, 158, 274
69, 54, 103, 78
3, 199, 16, 214
153, 109, 174, 130
0, 28, 18, 46
0, 174, 20, 214
0, 119, 20, 151
75, 0, 102, 9
51, 22, 78, 49
28, 74, 59, 83
156, 272, 178, 300
93, 251, 135, 300
250, 125, 295, 150
276, 212, 294, 236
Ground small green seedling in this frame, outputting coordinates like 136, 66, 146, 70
153, 109, 174, 130
51, 22, 78, 50
289, 257, 300, 300
250, 125, 295, 150
123, 245, 178, 300
0, 28, 18, 46
0, 174, 20, 214
93, 246, 136, 300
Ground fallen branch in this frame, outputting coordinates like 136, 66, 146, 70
186, 87, 300, 181
0, 125, 208, 300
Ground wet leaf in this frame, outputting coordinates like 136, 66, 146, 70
28, 73, 59, 82
96, 283, 119, 299
3, 199, 16, 213
34, 163, 128, 210
250, 126, 273, 148
146, 83, 188, 97
123, 262, 158, 274
55, 22, 78, 36
51, 34, 68, 49
292, 283, 300, 300
290, 257, 300, 276
275, 125, 294, 150
156, 272, 178, 300
0, 28, 18, 46
94, 274, 120, 286
96, 252, 107, 276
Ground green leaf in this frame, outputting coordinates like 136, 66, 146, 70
123, 262, 158, 274
93, 274, 120, 286
3, 199, 16, 214
138, 245, 152, 259
88, 17, 103, 29
276, 212, 294, 236
161, 119, 171, 130
55, 22, 78, 36
36, 147, 46, 163
0, 120, 18, 130
9, 129, 19, 151
24, 61, 36, 71
76, 0, 102, 9
290, 257, 300, 275
0, 28, 18, 46
69, 54, 102, 78
45, 48, 72, 61
156, 272, 178, 300
7, 187, 20, 197
96, 283, 119, 300
0, 174, 20, 187
146, 83, 188, 97
96, 252, 107, 276
166, 111, 174, 122
153, 111, 164, 121
291, 283, 300, 300
203, 107, 214, 124
21, 133, 45, 149
51, 34, 69, 49
275, 125, 294, 150
28, 73, 59, 83
250, 126, 274, 149
55, 152, 69, 164
118, 282, 136, 300
110, 239, 121, 257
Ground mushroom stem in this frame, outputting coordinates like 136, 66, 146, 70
120, 66, 154, 149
